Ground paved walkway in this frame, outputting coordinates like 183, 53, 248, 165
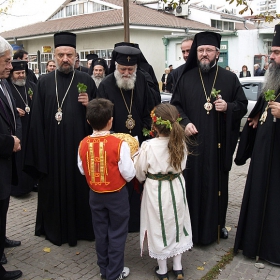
4, 154, 280, 279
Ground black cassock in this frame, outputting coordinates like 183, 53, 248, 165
234, 92, 280, 265
8, 79, 36, 196
97, 71, 152, 232
24, 70, 97, 246
171, 66, 247, 245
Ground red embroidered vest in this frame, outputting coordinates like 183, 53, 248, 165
79, 135, 126, 193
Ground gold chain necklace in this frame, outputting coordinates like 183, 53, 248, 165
260, 92, 280, 125
199, 64, 219, 114
12, 83, 30, 114
120, 88, 135, 133
54, 70, 75, 124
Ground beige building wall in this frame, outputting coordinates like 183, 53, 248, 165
13, 29, 166, 83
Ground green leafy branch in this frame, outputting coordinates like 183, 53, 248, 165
28, 88, 33, 96
264, 89, 276, 102
211, 88, 221, 99
77, 83, 87, 93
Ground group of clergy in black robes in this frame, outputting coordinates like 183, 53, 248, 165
19, 32, 160, 247
171, 26, 280, 267
11, 26, 280, 268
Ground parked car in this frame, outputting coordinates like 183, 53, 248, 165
160, 76, 264, 132
239, 76, 265, 131
160, 92, 172, 103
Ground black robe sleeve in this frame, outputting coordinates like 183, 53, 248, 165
234, 95, 265, 165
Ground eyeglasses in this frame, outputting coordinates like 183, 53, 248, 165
270, 50, 280, 56
197, 48, 216, 55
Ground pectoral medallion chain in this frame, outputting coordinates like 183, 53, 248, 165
259, 92, 280, 125
204, 97, 213, 114
199, 65, 219, 114
120, 88, 135, 133
55, 70, 75, 124
12, 84, 30, 114
55, 107, 63, 123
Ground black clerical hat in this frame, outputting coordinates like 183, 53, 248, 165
272, 24, 280, 47
89, 58, 109, 75
114, 46, 141, 66
11, 60, 28, 72
86, 53, 98, 61
114, 42, 137, 48
54, 32, 76, 49
92, 58, 106, 68
196, 31, 221, 49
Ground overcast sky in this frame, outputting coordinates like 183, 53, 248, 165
0, 0, 256, 33
0, 0, 65, 32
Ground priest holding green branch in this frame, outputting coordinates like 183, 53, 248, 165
171, 31, 247, 245
24, 32, 97, 246
234, 24, 280, 265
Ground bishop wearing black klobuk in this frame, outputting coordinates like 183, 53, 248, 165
24, 32, 97, 246
7, 60, 36, 196
234, 24, 280, 265
97, 45, 153, 232
171, 31, 247, 245
109, 42, 161, 108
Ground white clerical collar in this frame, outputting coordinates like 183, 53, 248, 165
92, 131, 110, 137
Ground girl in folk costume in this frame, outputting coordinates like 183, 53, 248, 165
134, 103, 193, 280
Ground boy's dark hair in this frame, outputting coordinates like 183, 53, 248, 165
13, 49, 28, 60
86, 98, 113, 130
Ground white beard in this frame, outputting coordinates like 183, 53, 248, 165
114, 69, 136, 90
92, 74, 105, 88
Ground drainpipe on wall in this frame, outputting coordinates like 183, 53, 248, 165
162, 37, 169, 68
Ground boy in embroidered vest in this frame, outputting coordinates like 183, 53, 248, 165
78, 98, 136, 280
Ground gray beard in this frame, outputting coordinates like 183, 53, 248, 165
198, 58, 216, 73
92, 76, 104, 88
262, 61, 280, 93
57, 64, 74, 74
11, 77, 26, 86
114, 69, 136, 90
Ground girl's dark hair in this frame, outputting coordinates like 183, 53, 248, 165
86, 98, 113, 130
153, 103, 188, 171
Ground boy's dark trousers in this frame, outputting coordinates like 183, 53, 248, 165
89, 186, 130, 280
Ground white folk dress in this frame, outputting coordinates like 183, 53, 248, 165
134, 137, 193, 260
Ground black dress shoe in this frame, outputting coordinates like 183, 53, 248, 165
0, 253, 7, 264
5, 237, 21, 248
172, 268, 184, 279
220, 227, 228, 239
2, 270, 22, 280
155, 266, 169, 280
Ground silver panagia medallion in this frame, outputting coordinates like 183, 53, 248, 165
55, 108, 63, 124
25, 106, 30, 114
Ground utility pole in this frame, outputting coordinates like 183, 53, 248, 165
123, 0, 130, 42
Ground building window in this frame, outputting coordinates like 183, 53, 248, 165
40, 53, 54, 74
79, 49, 113, 67
211, 20, 235, 31
51, 1, 113, 19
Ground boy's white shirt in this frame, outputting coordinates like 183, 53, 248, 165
77, 133, 136, 182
